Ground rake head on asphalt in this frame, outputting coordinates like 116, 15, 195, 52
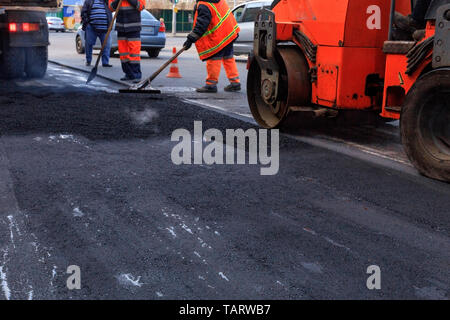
118, 86, 161, 94
118, 47, 186, 95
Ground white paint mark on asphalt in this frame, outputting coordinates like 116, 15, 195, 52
117, 273, 143, 287
72, 207, 84, 217
0, 266, 11, 300
214, 231, 220, 236
48, 134, 90, 149
156, 291, 163, 297
181, 223, 193, 234
28, 289, 33, 300
218, 272, 230, 282
50, 265, 57, 287
7, 215, 16, 248
167, 227, 177, 238
193, 251, 201, 258
198, 275, 205, 280
197, 237, 212, 249
30, 242, 39, 252
301, 262, 323, 274
303, 227, 317, 236
276, 280, 284, 286
158, 87, 196, 93
324, 237, 351, 251
183, 98, 242, 116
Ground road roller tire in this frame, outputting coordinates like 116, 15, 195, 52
1, 45, 25, 79
247, 47, 311, 129
401, 70, 450, 182
25, 46, 48, 79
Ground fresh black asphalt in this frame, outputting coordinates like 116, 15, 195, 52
0, 80, 448, 299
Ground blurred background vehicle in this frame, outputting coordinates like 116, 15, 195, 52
46, 16, 65, 32
0, 0, 58, 79
232, 0, 272, 55
75, 10, 166, 58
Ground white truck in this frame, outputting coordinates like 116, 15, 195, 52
0, 0, 59, 78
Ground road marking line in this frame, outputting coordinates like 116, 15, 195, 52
182, 98, 419, 177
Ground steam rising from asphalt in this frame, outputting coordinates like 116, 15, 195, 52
128, 108, 159, 126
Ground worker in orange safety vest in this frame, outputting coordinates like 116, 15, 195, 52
109, 0, 145, 82
183, 0, 241, 93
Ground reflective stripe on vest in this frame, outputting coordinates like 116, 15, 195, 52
194, 0, 240, 61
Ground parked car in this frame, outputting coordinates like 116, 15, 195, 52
46, 17, 65, 32
75, 10, 166, 58
232, 0, 273, 55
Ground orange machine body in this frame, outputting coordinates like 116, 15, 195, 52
271, 0, 432, 120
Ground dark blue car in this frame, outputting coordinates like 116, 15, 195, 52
75, 10, 166, 58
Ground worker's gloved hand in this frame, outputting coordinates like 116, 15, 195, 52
183, 38, 193, 50
183, 34, 196, 50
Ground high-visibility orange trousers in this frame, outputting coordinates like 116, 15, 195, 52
205, 57, 240, 87
118, 31, 142, 79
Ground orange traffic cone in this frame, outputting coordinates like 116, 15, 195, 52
166, 47, 182, 78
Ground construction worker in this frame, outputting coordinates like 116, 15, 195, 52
183, 0, 241, 93
394, 0, 433, 40
81, 0, 113, 67
108, 0, 145, 82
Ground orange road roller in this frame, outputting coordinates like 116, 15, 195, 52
247, 0, 450, 182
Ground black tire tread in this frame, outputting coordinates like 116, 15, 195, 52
147, 49, 160, 58
25, 46, 48, 79
1, 46, 25, 79
401, 70, 450, 182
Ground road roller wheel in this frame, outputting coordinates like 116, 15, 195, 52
401, 70, 450, 182
247, 46, 311, 129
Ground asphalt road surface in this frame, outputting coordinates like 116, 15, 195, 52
0, 66, 449, 300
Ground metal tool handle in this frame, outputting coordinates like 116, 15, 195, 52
388, 0, 397, 41
136, 47, 186, 90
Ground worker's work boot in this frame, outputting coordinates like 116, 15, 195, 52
394, 12, 423, 34
413, 29, 426, 42
196, 85, 218, 93
120, 75, 133, 81
224, 83, 241, 92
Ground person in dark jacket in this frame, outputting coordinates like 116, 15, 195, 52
108, 0, 145, 82
183, 0, 241, 93
81, 0, 113, 67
